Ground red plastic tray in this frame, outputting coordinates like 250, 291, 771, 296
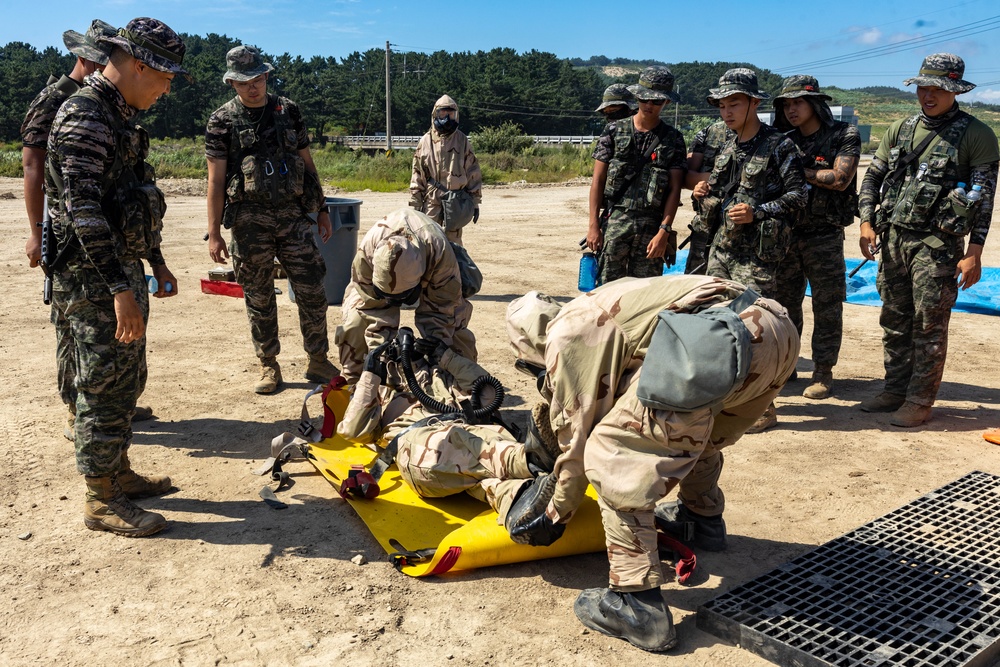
200, 278, 244, 298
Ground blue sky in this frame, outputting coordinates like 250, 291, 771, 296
4, 0, 999, 103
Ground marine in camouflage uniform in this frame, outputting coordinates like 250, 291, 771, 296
505, 275, 800, 652
772, 75, 861, 399
337, 207, 477, 384
206, 45, 336, 394
858, 54, 999, 427
46, 18, 189, 537
683, 120, 733, 274
588, 67, 687, 284
595, 83, 637, 123
21, 20, 117, 436
699, 69, 808, 298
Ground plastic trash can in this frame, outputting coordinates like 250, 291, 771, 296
288, 197, 361, 305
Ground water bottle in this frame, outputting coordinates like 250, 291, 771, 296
578, 250, 598, 292
915, 162, 928, 180
145, 275, 174, 294
966, 184, 983, 204
951, 182, 967, 200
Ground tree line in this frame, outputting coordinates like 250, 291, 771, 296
1, 36, 788, 142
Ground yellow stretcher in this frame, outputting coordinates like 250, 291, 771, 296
301, 386, 607, 577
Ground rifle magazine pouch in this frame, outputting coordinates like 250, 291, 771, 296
442, 189, 476, 232
637, 295, 755, 413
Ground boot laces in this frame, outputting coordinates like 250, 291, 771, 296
107, 476, 144, 520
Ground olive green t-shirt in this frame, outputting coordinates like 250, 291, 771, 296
875, 114, 1000, 183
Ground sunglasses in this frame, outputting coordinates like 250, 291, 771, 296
638, 98, 666, 105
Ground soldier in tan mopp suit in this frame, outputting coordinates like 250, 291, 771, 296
336, 207, 478, 384
504, 274, 799, 652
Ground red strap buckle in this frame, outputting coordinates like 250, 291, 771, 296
338, 465, 380, 499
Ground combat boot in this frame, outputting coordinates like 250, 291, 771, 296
745, 402, 777, 434
523, 402, 560, 474
63, 410, 75, 441
859, 391, 905, 413
304, 355, 339, 384
890, 401, 932, 428
133, 405, 155, 422
574, 587, 677, 652
84, 474, 166, 537
254, 358, 282, 394
654, 500, 727, 551
803, 365, 834, 399
117, 451, 172, 499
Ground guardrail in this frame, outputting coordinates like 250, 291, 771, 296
328, 135, 598, 149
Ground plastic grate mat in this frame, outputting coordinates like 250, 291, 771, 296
697, 471, 1000, 667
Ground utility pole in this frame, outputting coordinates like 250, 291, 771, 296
674, 84, 680, 127
385, 41, 392, 153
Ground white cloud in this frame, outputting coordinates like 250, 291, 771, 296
855, 28, 882, 45
969, 88, 1000, 104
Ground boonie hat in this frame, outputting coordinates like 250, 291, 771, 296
772, 75, 832, 103
63, 19, 116, 65
903, 53, 976, 94
223, 45, 274, 84
372, 236, 426, 296
595, 83, 638, 112
707, 68, 770, 106
101, 17, 190, 81
628, 66, 680, 103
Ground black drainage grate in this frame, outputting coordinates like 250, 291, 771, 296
698, 470, 1000, 667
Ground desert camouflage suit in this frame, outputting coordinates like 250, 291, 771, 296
774, 120, 860, 368
508, 275, 799, 591
46, 73, 162, 475
685, 120, 732, 275
205, 93, 329, 363
704, 124, 808, 298
860, 107, 998, 406
592, 118, 687, 284
337, 208, 477, 383
409, 95, 482, 245
337, 349, 530, 520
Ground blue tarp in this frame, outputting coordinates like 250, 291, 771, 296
665, 249, 1000, 316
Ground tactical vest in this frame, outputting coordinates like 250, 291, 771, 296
707, 128, 793, 262
690, 122, 732, 235
795, 122, 858, 230
884, 113, 973, 235
223, 95, 313, 209
51, 86, 164, 261
603, 118, 679, 216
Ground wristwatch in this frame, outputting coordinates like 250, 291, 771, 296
659, 224, 672, 231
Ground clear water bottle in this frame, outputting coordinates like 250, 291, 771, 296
966, 184, 983, 204
578, 250, 598, 292
952, 182, 967, 199
915, 162, 929, 180
145, 275, 174, 294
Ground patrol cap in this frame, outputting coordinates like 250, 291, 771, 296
223, 45, 274, 84
903, 53, 976, 94
505, 291, 564, 368
772, 75, 832, 103
101, 17, 190, 82
707, 68, 770, 106
62, 19, 116, 66
628, 66, 681, 103
372, 236, 426, 296
595, 83, 638, 112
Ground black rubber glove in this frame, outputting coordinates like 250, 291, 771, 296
363, 341, 390, 382
413, 336, 448, 366
473, 207, 480, 223
505, 474, 566, 547
664, 229, 678, 268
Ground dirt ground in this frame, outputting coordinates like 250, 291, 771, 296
2, 175, 1000, 667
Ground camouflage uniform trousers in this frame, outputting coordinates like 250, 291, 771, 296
336, 284, 477, 383
396, 419, 532, 522
597, 210, 664, 285
773, 228, 846, 368
876, 226, 963, 406
230, 203, 329, 361
707, 243, 779, 299
51, 259, 149, 475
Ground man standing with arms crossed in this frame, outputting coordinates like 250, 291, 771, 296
772, 75, 860, 400
858, 53, 998, 427
47, 17, 187, 536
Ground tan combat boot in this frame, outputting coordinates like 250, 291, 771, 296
117, 450, 172, 499
890, 401, 932, 427
304, 355, 339, 384
84, 474, 167, 537
745, 402, 778, 434
132, 405, 155, 422
254, 358, 282, 394
859, 392, 905, 413
803, 365, 834, 399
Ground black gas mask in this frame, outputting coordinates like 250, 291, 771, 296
433, 114, 458, 135
603, 106, 634, 122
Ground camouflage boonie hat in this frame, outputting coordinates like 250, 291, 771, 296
772, 75, 832, 103
628, 66, 681, 103
63, 19, 116, 65
903, 53, 975, 94
223, 45, 274, 84
101, 17, 190, 81
595, 83, 638, 112
372, 236, 426, 295
505, 291, 564, 367
707, 68, 770, 106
